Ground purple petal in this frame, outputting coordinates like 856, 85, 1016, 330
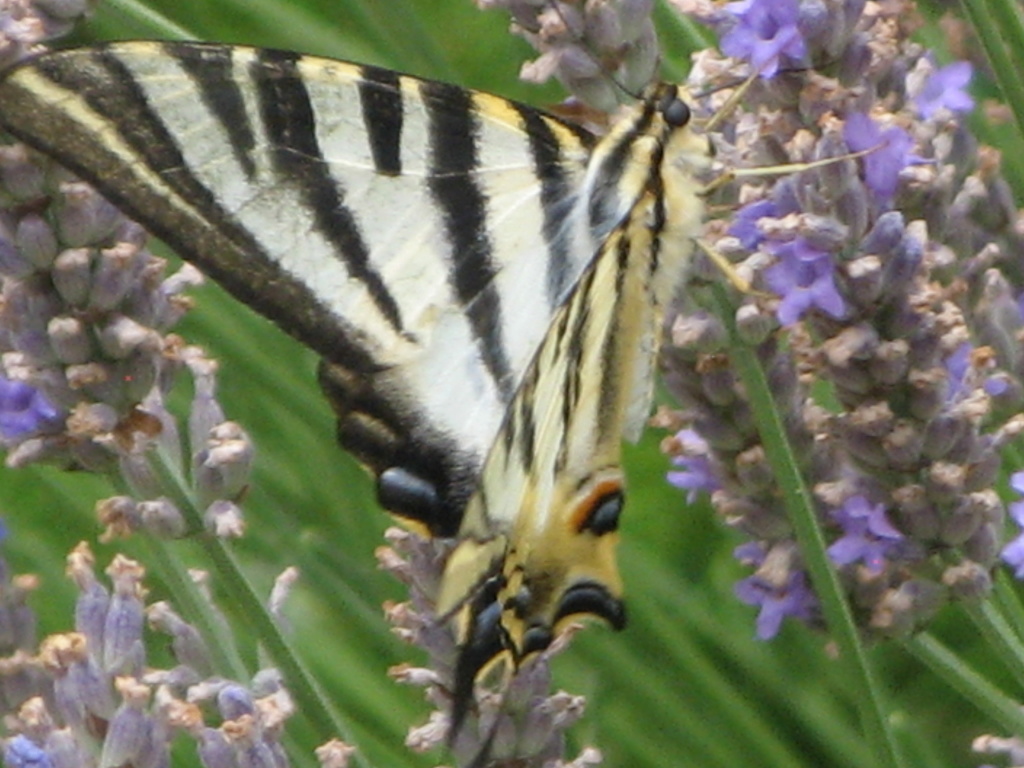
915, 61, 974, 119
720, 0, 806, 78
1001, 533, 1024, 579
1009, 500, 1024, 528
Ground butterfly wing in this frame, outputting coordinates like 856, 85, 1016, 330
1, 45, 715, 741
0, 41, 600, 536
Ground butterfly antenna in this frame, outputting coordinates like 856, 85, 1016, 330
701, 69, 761, 134
696, 62, 883, 192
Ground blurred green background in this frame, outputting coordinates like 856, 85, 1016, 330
0, 1, 1017, 767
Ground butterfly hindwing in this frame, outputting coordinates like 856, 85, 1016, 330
439, 88, 714, 731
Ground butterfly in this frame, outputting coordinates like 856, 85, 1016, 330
0, 39, 713, 739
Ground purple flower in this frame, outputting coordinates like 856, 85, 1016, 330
4, 736, 54, 768
0, 376, 61, 441
763, 238, 845, 324
843, 113, 916, 207
985, 376, 1010, 397
668, 455, 718, 503
1001, 474, 1024, 578
667, 429, 719, 503
728, 199, 778, 250
734, 549, 817, 640
1001, 501, 1024, 579
945, 342, 1004, 401
945, 342, 972, 401
915, 61, 974, 119
827, 496, 903, 573
720, 0, 807, 78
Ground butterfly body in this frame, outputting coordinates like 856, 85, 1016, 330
0, 40, 711, 735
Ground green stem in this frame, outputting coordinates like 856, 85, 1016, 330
715, 287, 906, 768
908, 632, 1024, 734
993, 570, 1024, 643
958, 0, 1024, 140
140, 444, 372, 768
962, 597, 1024, 691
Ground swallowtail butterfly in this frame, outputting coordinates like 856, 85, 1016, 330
0, 39, 712, 736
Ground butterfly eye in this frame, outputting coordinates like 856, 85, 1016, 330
661, 95, 691, 128
554, 582, 627, 630
578, 489, 624, 535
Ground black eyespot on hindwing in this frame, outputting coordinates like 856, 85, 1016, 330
377, 466, 441, 522
578, 489, 624, 536
554, 581, 627, 630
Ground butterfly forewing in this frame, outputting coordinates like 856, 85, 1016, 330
0, 41, 599, 537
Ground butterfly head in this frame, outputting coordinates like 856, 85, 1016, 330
657, 83, 693, 129
629, 82, 717, 194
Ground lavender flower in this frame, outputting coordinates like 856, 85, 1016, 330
478, 0, 657, 110
0, 0, 92, 67
665, 428, 720, 503
664, 0, 1016, 647
0, 109, 252, 539
1000, 472, 1024, 578
974, 732, 1024, 767
842, 113, 917, 207
3, 735, 52, 768
0, 377, 60, 442
762, 237, 846, 325
826, 496, 903, 574
719, 0, 807, 78
913, 61, 974, 120
0, 543, 315, 768
727, 198, 780, 250
733, 543, 818, 640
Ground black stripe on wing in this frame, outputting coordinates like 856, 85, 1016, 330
253, 48, 408, 337
171, 42, 258, 180
13, 44, 378, 374
555, 265, 592, 473
586, 98, 657, 237
421, 80, 514, 402
358, 65, 403, 176
512, 105, 593, 308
